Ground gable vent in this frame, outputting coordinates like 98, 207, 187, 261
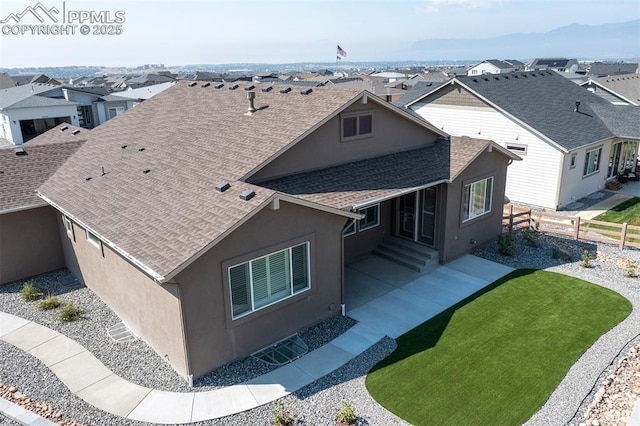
244, 85, 255, 91
300, 88, 313, 95
188, 82, 197, 87
239, 189, 256, 201
262, 86, 273, 92
201, 82, 211, 88
279, 87, 291, 94
72, 129, 81, 135
60, 125, 69, 131
14, 148, 26, 156
215, 181, 231, 192
229, 84, 239, 90
214, 83, 224, 89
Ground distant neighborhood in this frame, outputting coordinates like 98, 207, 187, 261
1, 56, 639, 382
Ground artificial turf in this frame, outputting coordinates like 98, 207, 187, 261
591, 197, 640, 226
365, 269, 631, 426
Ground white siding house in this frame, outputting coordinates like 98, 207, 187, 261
467, 60, 518, 76
399, 71, 640, 210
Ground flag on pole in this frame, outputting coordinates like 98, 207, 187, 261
336, 56, 342, 60
337, 45, 347, 57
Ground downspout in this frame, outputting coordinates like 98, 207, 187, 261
340, 218, 353, 316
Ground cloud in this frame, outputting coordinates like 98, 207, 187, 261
418, 0, 509, 13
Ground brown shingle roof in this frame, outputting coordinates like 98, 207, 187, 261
38, 82, 364, 280
1, 125, 85, 212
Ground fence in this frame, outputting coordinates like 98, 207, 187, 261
502, 204, 640, 250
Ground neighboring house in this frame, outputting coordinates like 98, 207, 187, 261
581, 74, 640, 106
0, 123, 86, 284
585, 62, 639, 78
467, 60, 518, 76
526, 58, 579, 73
37, 82, 517, 380
0, 84, 80, 145
398, 70, 640, 210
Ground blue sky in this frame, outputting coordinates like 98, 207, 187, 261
1, 0, 639, 67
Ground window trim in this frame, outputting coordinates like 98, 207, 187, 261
462, 176, 494, 223
228, 242, 311, 320
358, 204, 380, 231
86, 229, 101, 249
340, 110, 375, 142
583, 146, 603, 177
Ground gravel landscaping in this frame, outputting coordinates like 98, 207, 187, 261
2, 227, 640, 425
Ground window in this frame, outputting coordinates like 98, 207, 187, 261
359, 204, 380, 231
583, 147, 602, 176
107, 107, 125, 119
463, 177, 493, 222
86, 230, 101, 248
229, 242, 310, 319
341, 111, 374, 141
343, 219, 356, 236
570, 153, 577, 169
506, 143, 527, 155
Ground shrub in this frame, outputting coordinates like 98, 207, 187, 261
20, 281, 43, 302
522, 228, 540, 247
271, 400, 294, 426
551, 246, 572, 261
57, 303, 83, 322
335, 401, 357, 425
38, 295, 61, 311
580, 249, 592, 268
625, 260, 637, 278
497, 233, 516, 256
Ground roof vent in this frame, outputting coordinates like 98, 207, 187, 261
300, 88, 313, 95
201, 82, 211, 88
262, 86, 273, 92
72, 129, 81, 135
239, 189, 256, 201
472, 78, 478, 82
138, 147, 145, 152
85, 176, 92, 181
246, 91, 256, 114
514, 75, 518, 79
121, 145, 128, 149
279, 87, 291, 94
215, 181, 231, 192
483, 78, 489, 81
14, 148, 26, 156
575, 101, 581, 112
244, 85, 255, 91
493, 76, 500, 80
60, 125, 69, 131
214, 83, 224, 89
143, 169, 150, 174
229, 84, 239, 90
188, 82, 197, 87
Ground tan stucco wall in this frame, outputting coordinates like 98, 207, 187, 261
344, 200, 393, 263
0, 206, 65, 285
59, 218, 189, 377
174, 201, 345, 378
249, 101, 440, 182
440, 150, 510, 263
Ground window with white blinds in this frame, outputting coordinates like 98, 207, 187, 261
229, 242, 310, 319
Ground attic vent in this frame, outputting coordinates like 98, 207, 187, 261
262, 86, 273, 92
239, 189, 256, 201
138, 147, 145, 152
483, 78, 489, 81
300, 88, 313, 95
214, 83, 224, 89
60, 125, 69, 131
523, 74, 528, 78
244, 85, 255, 91
493, 77, 500, 80
121, 145, 128, 149
188, 82, 197, 87
215, 181, 231, 192
142, 169, 150, 174
201, 82, 211, 88
531, 74, 536, 77
547, 72, 553, 75
229, 84, 239, 90
279, 87, 291, 94
14, 148, 26, 156
472, 78, 478, 82
72, 129, 81, 135
513, 75, 518, 78
504, 76, 509, 79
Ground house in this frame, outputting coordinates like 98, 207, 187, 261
37, 82, 518, 380
398, 70, 640, 210
580, 74, 640, 106
0, 83, 80, 145
526, 58, 579, 73
585, 62, 639, 78
0, 123, 86, 284
467, 60, 518, 76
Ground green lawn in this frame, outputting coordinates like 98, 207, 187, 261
365, 270, 631, 426
591, 197, 640, 226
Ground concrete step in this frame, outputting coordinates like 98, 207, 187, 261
383, 236, 437, 258
376, 242, 430, 265
372, 247, 428, 272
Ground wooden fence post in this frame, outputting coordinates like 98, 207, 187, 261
508, 205, 514, 234
620, 222, 628, 250
574, 216, 580, 240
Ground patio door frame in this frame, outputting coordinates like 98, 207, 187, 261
395, 187, 437, 247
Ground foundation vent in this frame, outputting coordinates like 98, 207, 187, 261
107, 321, 138, 343
251, 334, 308, 366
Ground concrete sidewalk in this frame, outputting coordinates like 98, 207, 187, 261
0, 255, 513, 425
573, 193, 632, 220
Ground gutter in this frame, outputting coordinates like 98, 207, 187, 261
351, 179, 448, 210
